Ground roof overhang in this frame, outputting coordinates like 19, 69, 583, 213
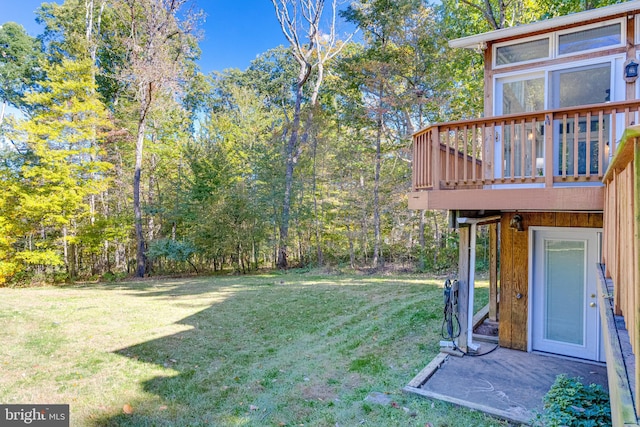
449, 1, 640, 50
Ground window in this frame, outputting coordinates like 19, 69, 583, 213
493, 19, 625, 68
558, 23, 622, 55
501, 77, 545, 114
551, 62, 611, 108
496, 38, 549, 66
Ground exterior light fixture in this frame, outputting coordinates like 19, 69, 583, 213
624, 59, 639, 82
509, 214, 524, 232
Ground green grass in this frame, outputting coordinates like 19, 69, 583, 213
0, 272, 507, 426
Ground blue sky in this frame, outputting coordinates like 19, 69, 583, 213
0, 0, 304, 73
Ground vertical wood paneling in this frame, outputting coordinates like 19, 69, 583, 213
512, 225, 528, 351
499, 215, 513, 348
556, 212, 571, 227
498, 212, 604, 352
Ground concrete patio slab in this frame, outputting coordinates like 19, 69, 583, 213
404, 347, 608, 425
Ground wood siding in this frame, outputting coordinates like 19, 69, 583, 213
498, 212, 603, 351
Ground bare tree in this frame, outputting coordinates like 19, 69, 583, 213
271, 0, 352, 268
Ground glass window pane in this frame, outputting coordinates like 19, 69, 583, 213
544, 240, 585, 345
559, 23, 621, 55
496, 38, 549, 65
502, 77, 544, 114
556, 63, 610, 108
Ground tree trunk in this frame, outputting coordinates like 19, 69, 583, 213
346, 223, 355, 268
147, 152, 157, 242
134, 111, 147, 277
278, 64, 309, 269
372, 84, 383, 269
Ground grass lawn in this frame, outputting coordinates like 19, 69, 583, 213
0, 272, 508, 427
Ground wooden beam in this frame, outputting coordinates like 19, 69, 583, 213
489, 222, 499, 322
634, 137, 640, 418
596, 264, 639, 426
403, 386, 532, 425
457, 226, 471, 353
406, 353, 448, 388
627, 16, 636, 101
408, 186, 604, 211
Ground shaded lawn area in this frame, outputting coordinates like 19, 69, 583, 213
0, 272, 506, 427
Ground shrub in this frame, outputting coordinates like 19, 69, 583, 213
534, 374, 611, 427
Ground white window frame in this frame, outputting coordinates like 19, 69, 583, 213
494, 71, 546, 116
493, 17, 626, 69
555, 18, 626, 59
493, 34, 551, 69
494, 53, 625, 114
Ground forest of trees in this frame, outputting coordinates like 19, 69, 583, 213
0, 0, 624, 284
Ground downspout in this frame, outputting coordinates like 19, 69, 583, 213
458, 215, 501, 352
468, 222, 477, 351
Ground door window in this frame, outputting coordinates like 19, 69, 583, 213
551, 63, 611, 176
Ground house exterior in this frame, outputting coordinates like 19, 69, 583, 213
410, 2, 640, 424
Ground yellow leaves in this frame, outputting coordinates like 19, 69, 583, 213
14, 249, 64, 267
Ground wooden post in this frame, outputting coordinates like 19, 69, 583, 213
634, 137, 640, 417
545, 114, 554, 188
457, 225, 471, 352
432, 127, 440, 190
489, 222, 499, 322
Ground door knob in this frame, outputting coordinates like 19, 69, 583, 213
589, 302, 596, 307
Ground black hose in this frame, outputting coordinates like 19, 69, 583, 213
440, 278, 499, 357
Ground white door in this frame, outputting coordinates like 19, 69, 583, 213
531, 228, 601, 361
550, 63, 612, 177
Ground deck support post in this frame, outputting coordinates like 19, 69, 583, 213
457, 225, 470, 353
489, 222, 499, 322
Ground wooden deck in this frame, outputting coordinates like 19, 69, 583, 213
410, 101, 640, 211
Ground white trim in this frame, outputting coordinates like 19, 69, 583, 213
527, 226, 604, 362
449, 2, 640, 50
491, 17, 625, 69
493, 34, 551, 69
493, 53, 626, 114
494, 71, 545, 116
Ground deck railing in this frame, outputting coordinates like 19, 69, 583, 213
413, 100, 640, 192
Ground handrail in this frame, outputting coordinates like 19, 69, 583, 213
413, 100, 640, 192
413, 100, 640, 138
